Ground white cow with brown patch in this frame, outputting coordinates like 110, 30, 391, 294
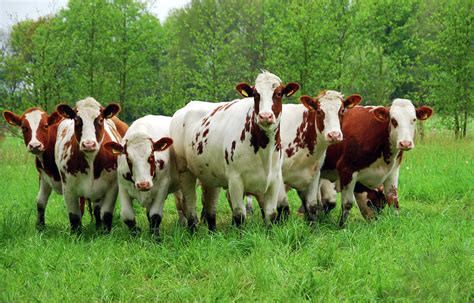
171, 71, 299, 231
104, 115, 184, 238
275, 91, 361, 221
55, 97, 124, 233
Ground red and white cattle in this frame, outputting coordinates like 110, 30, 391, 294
3, 108, 63, 228
55, 97, 126, 232
104, 115, 183, 238
321, 99, 433, 226
170, 71, 299, 231
277, 91, 361, 221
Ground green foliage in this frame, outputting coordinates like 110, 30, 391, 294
0, 134, 472, 301
0, 0, 472, 135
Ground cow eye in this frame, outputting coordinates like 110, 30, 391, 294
412, 118, 416, 122
21, 125, 28, 132
276, 91, 282, 98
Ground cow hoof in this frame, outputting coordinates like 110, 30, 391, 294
124, 220, 141, 236
276, 205, 290, 222
205, 214, 216, 232
103, 212, 113, 233
187, 216, 198, 233
232, 214, 245, 227
36, 221, 45, 231
69, 213, 82, 234
323, 202, 336, 214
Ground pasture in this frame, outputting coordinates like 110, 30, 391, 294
0, 127, 472, 302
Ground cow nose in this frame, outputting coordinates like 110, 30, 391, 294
28, 142, 44, 154
327, 131, 343, 143
258, 112, 274, 124
136, 181, 151, 191
81, 140, 97, 152
399, 140, 413, 150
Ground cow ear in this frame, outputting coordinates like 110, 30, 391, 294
300, 96, 319, 111
3, 110, 22, 126
104, 141, 124, 155
372, 107, 390, 122
283, 82, 300, 97
235, 83, 254, 98
153, 137, 173, 152
102, 103, 121, 119
344, 94, 362, 109
56, 104, 76, 119
47, 111, 62, 126
416, 106, 433, 121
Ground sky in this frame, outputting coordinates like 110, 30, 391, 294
0, 0, 189, 32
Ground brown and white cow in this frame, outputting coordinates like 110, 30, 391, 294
321, 98, 433, 226
275, 90, 361, 221
170, 71, 299, 231
3, 108, 63, 228
104, 115, 184, 238
55, 97, 125, 232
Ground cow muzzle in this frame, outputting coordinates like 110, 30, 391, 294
258, 112, 275, 126
326, 131, 343, 143
81, 140, 98, 152
136, 181, 152, 191
28, 142, 45, 154
398, 140, 413, 151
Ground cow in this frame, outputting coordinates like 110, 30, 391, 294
275, 90, 362, 221
170, 71, 299, 231
3, 108, 63, 228
321, 99, 433, 226
55, 97, 126, 233
104, 115, 185, 238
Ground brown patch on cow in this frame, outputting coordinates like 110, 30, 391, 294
322, 107, 394, 188
148, 153, 156, 178
230, 140, 236, 161
123, 172, 133, 183
285, 109, 318, 157
225, 149, 229, 165
397, 151, 404, 164
110, 116, 128, 136
275, 127, 281, 151
271, 85, 284, 118
156, 159, 165, 170
240, 129, 246, 142
249, 111, 270, 153
92, 131, 118, 179
65, 136, 90, 176
197, 142, 204, 154
203, 128, 209, 138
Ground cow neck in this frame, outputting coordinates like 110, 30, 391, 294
33, 122, 61, 181
285, 109, 326, 159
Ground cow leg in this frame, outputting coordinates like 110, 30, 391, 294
254, 194, 265, 219
179, 170, 198, 232
63, 189, 82, 233
339, 172, 358, 227
94, 204, 102, 229
148, 184, 170, 240
304, 169, 323, 222
245, 195, 254, 214
36, 177, 52, 230
100, 186, 118, 233
355, 192, 376, 221
228, 176, 246, 227
173, 191, 187, 227
276, 182, 290, 221
384, 166, 400, 214
119, 186, 140, 235
262, 178, 280, 226
320, 179, 337, 214
201, 186, 220, 232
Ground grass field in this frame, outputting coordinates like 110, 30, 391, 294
0, 130, 472, 302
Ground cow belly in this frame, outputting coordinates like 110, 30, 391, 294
41, 171, 62, 194
66, 172, 117, 201
356, 158, 395, 189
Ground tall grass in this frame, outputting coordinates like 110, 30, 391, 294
0, 133, 472, 302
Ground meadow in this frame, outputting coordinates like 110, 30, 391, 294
0, 126, 472, 302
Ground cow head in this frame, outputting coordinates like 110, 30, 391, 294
3, 108, 62, 154
372, 99, 433, 151
56, 97, 120, 154
236, 71, 299, 131
300, 90, 362, 143
105, 134, 173, 191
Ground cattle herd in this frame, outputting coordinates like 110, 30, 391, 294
3, 71, 433, 238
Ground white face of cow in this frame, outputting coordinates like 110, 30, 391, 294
373, 98, 433, 151
105, 135, 173, 191
236, 71, 299, 132
56, 97, 121, 154
300, 91, 362, 143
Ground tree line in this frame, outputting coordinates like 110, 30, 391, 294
0, 0, 471, 137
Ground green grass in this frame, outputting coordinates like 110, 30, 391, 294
0, 133, 472, 302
